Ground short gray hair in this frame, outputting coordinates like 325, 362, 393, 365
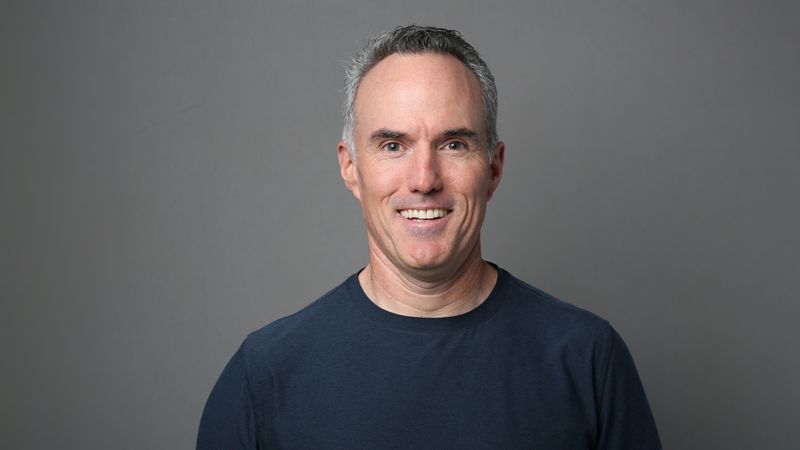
342, 25, 499, 158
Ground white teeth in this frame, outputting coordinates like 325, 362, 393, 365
399, 208, 449, 219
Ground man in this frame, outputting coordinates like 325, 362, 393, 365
198, 25, 661, 449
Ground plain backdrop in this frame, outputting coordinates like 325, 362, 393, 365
2, 1, 799, 449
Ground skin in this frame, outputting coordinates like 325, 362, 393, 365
338, 53, 505, 318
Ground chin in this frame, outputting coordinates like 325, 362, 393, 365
402, 248, 452, 271
405, 260, 442, 271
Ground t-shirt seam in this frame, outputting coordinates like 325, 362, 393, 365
510, 277, 603, 321
349, 300, 507, 335
343, 272, 510, 336
241, 341, 260, 449
595, 324, 617, 438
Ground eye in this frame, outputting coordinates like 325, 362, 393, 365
383, 142, 401, 152
446, 141, 466, 150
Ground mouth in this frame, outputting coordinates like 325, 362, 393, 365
398, 208, 452, 220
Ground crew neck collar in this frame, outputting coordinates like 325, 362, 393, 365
344, 262, 510, 333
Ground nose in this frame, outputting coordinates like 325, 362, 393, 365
407, 146, 443, 195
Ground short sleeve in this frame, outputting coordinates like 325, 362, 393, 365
595, 327, 662, 450
197, 344, 258, 450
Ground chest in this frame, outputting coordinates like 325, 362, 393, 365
260, 330, 600, 449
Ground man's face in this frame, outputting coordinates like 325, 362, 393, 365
338, 53, 504, 279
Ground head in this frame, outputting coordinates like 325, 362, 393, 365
342, 25, 499, 160
337, 26, 505, 280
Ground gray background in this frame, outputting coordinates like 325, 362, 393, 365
2, 0, 798, 449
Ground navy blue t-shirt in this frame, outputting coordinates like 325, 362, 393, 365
197, 267, 661, 449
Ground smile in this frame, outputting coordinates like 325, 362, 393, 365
398, 208, 451, 220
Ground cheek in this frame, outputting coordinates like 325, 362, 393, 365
359, 167, 398, 198
452, 171, 491, 200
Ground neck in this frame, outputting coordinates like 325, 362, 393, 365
358, 243, 498, 318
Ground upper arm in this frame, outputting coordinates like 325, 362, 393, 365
594, 327, 662, 450
197, 344, 259, 450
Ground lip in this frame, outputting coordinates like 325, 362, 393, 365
396, 207, 452, 221
395, 209, 453, 239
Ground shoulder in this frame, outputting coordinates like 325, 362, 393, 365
498, 270, 616, 350
237, 275, 358, 369
497, 269, 631, 387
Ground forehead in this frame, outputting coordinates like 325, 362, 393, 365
354, 53, 485, 139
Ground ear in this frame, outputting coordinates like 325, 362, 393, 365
337, 140, 361, 200
487, 141, 505, 200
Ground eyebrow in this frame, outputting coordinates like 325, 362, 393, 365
368, 127, 478, 143
442, 128, 478, 139
368, 128, 408, 143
